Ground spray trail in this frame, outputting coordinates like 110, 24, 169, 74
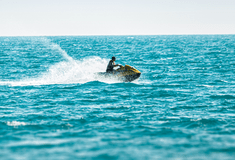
0, 39, 117, 86
1, 57, 111, 86
50, 42, 74, 62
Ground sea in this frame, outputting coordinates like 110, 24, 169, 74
0, 35, 235, 160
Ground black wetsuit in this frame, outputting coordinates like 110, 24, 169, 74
106, 60, 115, 73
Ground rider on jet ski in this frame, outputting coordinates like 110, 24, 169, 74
106, 56, 122, 73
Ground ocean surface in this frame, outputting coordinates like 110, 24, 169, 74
1, 35, 235, 160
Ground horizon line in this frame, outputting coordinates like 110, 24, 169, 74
1, 33, 235, 37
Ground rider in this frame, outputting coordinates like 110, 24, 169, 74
106, 56, 121, 73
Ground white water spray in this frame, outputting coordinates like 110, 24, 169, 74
0, 40, 121, 86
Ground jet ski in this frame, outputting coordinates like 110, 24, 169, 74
97, 65, 141, 82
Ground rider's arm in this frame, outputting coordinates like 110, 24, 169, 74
113, 62, 122, 67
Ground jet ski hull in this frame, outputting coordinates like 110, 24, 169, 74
124, 73, 141, 82
97, 65, 141, 82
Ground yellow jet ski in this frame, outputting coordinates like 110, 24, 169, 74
98, 65, 141, 82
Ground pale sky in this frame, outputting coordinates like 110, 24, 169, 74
0, 0, 235, 36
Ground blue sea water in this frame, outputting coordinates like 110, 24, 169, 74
0, 35, 235, 159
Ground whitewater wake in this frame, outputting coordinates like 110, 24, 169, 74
0, 40, 121, 86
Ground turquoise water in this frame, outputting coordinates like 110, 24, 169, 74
1, 35, 235, 159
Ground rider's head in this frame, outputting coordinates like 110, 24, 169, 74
112, 56, 116, 61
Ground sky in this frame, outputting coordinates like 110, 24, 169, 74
0, 0, 235, 36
